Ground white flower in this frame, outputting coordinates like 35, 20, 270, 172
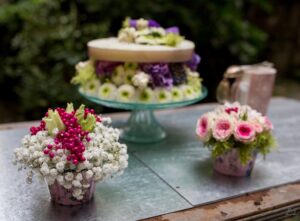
85, 170, 94, 180
132, 71, 150, 88
72, 180, 82, 188
45, 176, 55, 185
98, 83, 117, 100
75, 173, 83, 181
40, 163, 49, 176
56, 175, 64, 184
55, 162, 65, 172
65, 172, 74, 181
82, 183, 90, 189
116, 84, 135, 102
155, 89, 172, 103
49, 168, 58, 177
73, 188, 82, 196
63, 182, 72, 189
52, 128, 59, 135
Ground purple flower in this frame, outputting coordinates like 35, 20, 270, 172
129, 20, 137, 28
186, 53, 201, 71
148, 19, 160, 27
141, 63, 173, 89
165, 26, 180, 34
129, 19, 160, 28
95, 61, 121, 76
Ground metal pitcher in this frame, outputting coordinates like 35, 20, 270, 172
216, 62, 276, 114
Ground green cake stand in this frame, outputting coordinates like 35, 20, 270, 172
79, 87, 207, 143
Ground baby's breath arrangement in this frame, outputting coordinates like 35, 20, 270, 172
14, 103, 128, 201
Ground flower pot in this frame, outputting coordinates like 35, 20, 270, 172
213, 149, 257, 177
48, 179, 95, 206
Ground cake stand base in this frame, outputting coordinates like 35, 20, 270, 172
121, 110, 166, 143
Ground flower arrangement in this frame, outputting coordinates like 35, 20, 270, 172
195, 102, 276, 176
72, 55, 202, 104
118, 17, 184, 46
14, 103, 128, 205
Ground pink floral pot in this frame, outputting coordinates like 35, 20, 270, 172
48, 180, 95, 206
213, 149, 257, 177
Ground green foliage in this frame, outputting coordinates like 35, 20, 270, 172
0, 0, 271, 121
206, 131, 276, 165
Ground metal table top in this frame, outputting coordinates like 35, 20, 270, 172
1, 98, 300, 221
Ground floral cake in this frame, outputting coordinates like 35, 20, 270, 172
72, 18, 203, 104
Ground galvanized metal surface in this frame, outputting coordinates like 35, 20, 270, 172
1, 98, 300, 221
128, 98, 300, 206
0, 129, 190, 221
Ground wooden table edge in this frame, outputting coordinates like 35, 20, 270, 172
142, 181, 300, 221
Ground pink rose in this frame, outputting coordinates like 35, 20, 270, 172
253, 123, 263, 133
234, 122, 255, 143
212, 119, 232, 141
196, 115, 210, 141
264, 116, 273, 130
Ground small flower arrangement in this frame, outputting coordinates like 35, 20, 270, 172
118, 17, 184, 46
196, 102, 276, 176
14, 103, 128, 205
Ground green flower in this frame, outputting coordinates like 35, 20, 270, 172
83, 79, 100, 95
71, 60, 96, 86
171, 87, 184, 102
116, 84, 135, 102
163, 33, 184, 46
43, 109, 65, 135
98, 83, 117, 100
75, 104, 96, 132
111, 65, 125, 86
124, 62, 138, 70
155, 88, 172, 103
124, 69, 136, 84
180, 85, 196, 100
136, 88, 154, 103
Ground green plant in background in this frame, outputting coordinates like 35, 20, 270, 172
0, 0, 271, 122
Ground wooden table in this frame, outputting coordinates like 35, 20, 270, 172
1, 97, 300, 221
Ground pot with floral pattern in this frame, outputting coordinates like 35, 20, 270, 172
213, 149, 257, 177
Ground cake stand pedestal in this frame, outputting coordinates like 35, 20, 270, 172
79, 87, 207, 143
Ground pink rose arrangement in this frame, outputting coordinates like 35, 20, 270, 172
196, 102, 276, 164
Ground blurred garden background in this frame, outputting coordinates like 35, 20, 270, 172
0, 0, 299, 123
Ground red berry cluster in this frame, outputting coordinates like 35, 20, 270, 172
225, 107, 238, 114
30, 121, 46, 135
30, 106, 101, 165
84, 107, 102, 122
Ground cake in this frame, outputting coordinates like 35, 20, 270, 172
72, 18, 203, 104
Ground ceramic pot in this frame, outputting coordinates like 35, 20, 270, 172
48, 179, 95, 206
213, 149, 257, 177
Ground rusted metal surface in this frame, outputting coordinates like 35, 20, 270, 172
143, 182, 300, 221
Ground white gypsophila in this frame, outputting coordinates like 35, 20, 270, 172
14, 117, 128, 200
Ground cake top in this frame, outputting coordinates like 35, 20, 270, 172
118, 17, 184, 47
87, 17, 195, 62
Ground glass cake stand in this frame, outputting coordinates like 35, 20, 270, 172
79, 87, 207, 143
